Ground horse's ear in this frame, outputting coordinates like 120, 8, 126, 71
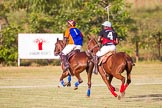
57, 38, 59, 41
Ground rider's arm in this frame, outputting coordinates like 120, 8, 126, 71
98, 30, 104, 44
63, 37, 68, 45
98, 36, 102, 43
115, 37, 119, 45
64, 28, 70, 38
114, 32, 119, 45
64, 28, 70, 44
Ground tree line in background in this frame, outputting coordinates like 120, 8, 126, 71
0, 0, 161, 66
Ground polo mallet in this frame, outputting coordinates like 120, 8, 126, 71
105, 5, 111, 21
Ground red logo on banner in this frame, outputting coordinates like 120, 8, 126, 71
34, 39, 46, 50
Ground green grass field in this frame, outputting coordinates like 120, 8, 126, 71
0, 63, 162, 108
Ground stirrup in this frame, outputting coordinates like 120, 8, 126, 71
93, 65, 98, 75
93, 70, 98, 75
93, 56, 98, 75
93, 71, 98, 75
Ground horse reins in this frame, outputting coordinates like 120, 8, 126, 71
55, 40, 65, 56
86, 38, 100, 54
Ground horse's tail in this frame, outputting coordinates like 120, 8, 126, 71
124, 53, 135, 66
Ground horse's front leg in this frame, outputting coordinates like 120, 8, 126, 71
74, 73, 83, 90
58, 71, 69, 87
98, 66, 118, 97
108, 75, 119, 92
108, 75, 115, 91
119, 71, 131, 96
86, 62, 93, 97
66, 74, 71, 87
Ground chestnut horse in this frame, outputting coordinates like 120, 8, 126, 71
54, 38, 94, 97
87, 37, 135, 99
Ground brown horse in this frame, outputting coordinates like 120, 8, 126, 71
54, 38, 94, 97
87, 37, 135, 99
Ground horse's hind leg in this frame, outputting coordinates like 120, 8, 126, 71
113, 73, 127, 100
114, 73, 126, 93
120, 63, 133, 93
114, 71, 131, 99
124, 55, 133, 90
124, 71, 131, 91
98, 66, 117, 97
123, 64, 133, 92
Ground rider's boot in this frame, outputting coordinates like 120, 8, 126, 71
93, 55, 99, 75
60, 53, 70, 72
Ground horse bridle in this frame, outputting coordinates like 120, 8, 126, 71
54, 40, 66, 56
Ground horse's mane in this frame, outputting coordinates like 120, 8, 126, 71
56, 38, 66, 49
87, 36, 100, 54
87, 36, 98, 44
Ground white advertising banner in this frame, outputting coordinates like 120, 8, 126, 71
18, 33, 63, 60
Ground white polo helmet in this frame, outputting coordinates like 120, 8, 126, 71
102, 21, 112, 27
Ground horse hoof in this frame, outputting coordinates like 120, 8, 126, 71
66, 82, 71, 87
63, 82, 68, 87
58, 84, 65, 88
120, 92, 125, 98
115, 87, 119, 92
117, 95, 121, 100
86, 96, 90, 98
58, 85, 65, 88
117, 92, 125, 100
74, 87, 78, 90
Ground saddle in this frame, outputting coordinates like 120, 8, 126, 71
67, 49, 80, 60
98, 51, 116, 65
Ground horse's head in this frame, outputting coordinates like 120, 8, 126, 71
54, 38, 66, 56
87, 36, 100, 55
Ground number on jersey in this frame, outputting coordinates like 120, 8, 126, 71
107, 32, 113, 40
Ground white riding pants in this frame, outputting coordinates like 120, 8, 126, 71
62, 44, 82, 55
96, 45, 116, 57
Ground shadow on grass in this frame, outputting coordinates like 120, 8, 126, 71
126, 94, 162, 102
